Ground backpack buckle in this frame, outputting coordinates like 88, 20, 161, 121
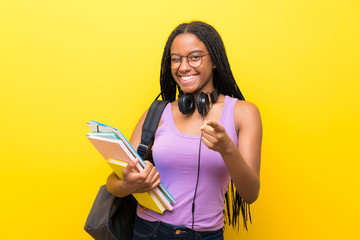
137, 143, 148, 158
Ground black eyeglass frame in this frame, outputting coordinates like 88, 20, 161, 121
167, 52, 210, 69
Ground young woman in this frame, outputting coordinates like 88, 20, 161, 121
107, 21, 262, 240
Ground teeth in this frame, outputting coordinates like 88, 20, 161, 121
181, 75, 195, 81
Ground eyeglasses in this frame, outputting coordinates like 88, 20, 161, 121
167, 53, 210, 69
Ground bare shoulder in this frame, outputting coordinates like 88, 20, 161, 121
234, 100, 261, 117
129, 108, 149, 145
138, 108, 150, 126
234, 100, 262, 130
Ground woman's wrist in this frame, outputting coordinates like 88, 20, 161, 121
219, 137, 238, 157
117, 179, 133, 197
107, 172, 132, 198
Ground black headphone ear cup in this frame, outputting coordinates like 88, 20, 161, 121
178, 94, 195, 114
196, 92, 210, 115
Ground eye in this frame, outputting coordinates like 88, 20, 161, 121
188, 54, 201, 61
170, 57, 181, 63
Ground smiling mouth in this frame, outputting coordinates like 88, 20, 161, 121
180, 75, 196, 81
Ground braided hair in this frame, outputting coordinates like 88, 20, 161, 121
159, 21, 251, 230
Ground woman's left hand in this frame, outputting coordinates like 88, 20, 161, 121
200, 120, 235, 154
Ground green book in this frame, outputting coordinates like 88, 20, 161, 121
86, 132, 120, 140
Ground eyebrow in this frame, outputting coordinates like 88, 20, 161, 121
170, 50, 205, 56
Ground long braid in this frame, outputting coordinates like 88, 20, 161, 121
159, 21, 251, 230
201, 29, 250, 230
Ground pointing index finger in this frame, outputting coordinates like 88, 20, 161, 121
206, 120, 220, 130
200, 120, 221, 132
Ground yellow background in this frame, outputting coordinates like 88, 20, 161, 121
1, 0, 359, 239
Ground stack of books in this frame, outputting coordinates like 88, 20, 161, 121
86, 120, 175, 214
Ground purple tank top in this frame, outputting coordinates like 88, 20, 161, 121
137, 95, 238, 231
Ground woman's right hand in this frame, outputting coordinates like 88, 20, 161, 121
106, 158, 161, 198
122, 158, 161, 193
107, 108, 162, 198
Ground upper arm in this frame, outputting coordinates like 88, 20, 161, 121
129, 109, 149, 150
234, 101, 263, 177
129, 106, 164, 158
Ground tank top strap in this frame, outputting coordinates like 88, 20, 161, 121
220, 96, 238, 145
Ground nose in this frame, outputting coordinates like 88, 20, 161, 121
178, 56, 191, 71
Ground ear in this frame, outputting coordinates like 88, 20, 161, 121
213, 64, 216, 69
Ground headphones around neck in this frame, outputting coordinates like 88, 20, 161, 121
178, 90, 219, 115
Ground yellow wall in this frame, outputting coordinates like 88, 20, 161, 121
1, 0, 359, 239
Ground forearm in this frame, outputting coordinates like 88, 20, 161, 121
220, 141, 260, 204
106, 172, 132, 198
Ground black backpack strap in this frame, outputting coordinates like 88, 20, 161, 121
137, 100, 169, 162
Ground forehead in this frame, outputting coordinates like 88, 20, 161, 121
170, 33, 208, 54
